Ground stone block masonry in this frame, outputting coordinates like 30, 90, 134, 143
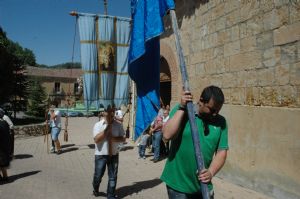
163, 0, 300, 108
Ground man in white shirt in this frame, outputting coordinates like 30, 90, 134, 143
163, 109, 170, 124
92, 108, 125, 198
49, 105, 62, 154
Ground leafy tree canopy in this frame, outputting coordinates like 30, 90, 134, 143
36, 62, 81, 69
27, 80, 47, 117
0, 26, 35, 115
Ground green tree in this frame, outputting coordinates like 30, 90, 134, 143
36, 62, 81, 68
27, 80, 47, 117
0, 28, 15, 104
12, 63, 29, 117
0, 27, 35, 117
51, 62, 81, 69
35, 64, 48, 68
20, 48, 36, 66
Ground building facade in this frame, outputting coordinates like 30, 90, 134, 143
26, 66, 83, 107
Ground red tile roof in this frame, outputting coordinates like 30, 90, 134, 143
26, 66, 83, 79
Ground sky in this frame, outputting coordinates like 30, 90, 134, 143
0, 0, 131, 66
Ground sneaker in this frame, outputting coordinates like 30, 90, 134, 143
93, 190, 105, 197
143, 156, 146, 159
50, 147, 55, 153
108, 194, 119, 199
93, 190, 100, 197
56, 150, 62, 155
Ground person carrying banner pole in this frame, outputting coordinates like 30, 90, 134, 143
160, 9, 210, 199
161, 86, 229, 199
160, 9, 229, 199
92, 108, 126, 198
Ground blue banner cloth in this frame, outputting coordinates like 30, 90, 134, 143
77, 13, 131, 110
128, 0, 175, 139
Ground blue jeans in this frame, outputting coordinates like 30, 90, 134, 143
167, 186, 214, 199
92, 155, 119, 198
152, 131, 162, 160
51, 127, 61, 140
138, 145, 146, 158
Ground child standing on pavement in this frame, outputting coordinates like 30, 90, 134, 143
138, 131, 150, 159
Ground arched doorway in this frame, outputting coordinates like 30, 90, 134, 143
160, 40, 180, 107
160, 56, 171, 107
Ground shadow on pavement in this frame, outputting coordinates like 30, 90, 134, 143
14, 154, 33, 159
60, 147, 79, 154
87, 144, 95, 149
116, 178, 162, 198
0, 170, 41, 184
119, 146, 134, 151
60, 144, 75, 149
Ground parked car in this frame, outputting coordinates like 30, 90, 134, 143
59, 110, 67, 117
82, 111, 94, 117
66, 111, 80, 117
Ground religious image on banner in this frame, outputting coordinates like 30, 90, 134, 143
98, 43, 115, 72
77, 13, 131, 109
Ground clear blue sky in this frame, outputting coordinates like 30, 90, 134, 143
0, 0, 131, 66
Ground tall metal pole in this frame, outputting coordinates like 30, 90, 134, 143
130, 80, 136, 140
103, 0, 108, 15
169, 9, 210, 199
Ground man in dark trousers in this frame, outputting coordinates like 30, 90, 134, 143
92, 108, 125, 198
161, 85, 229, 199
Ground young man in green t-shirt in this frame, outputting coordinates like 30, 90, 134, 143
161, 85, 229, 199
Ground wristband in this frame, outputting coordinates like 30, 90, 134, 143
178, 104, 186, 111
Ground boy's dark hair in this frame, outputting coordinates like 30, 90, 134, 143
200, 85, 224, 106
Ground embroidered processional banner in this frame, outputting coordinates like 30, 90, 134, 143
77, 13, 131, 109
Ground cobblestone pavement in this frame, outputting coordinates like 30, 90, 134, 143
0, 117, 273, 199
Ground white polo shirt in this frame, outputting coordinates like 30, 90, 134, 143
50, 110, 62, 128
93, 119, 125, 155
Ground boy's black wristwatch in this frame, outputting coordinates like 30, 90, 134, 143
178, 104, 186, 111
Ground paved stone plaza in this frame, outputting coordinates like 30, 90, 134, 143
0, 117, 273, 199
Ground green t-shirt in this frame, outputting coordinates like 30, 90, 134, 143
160, 104, 229, 194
